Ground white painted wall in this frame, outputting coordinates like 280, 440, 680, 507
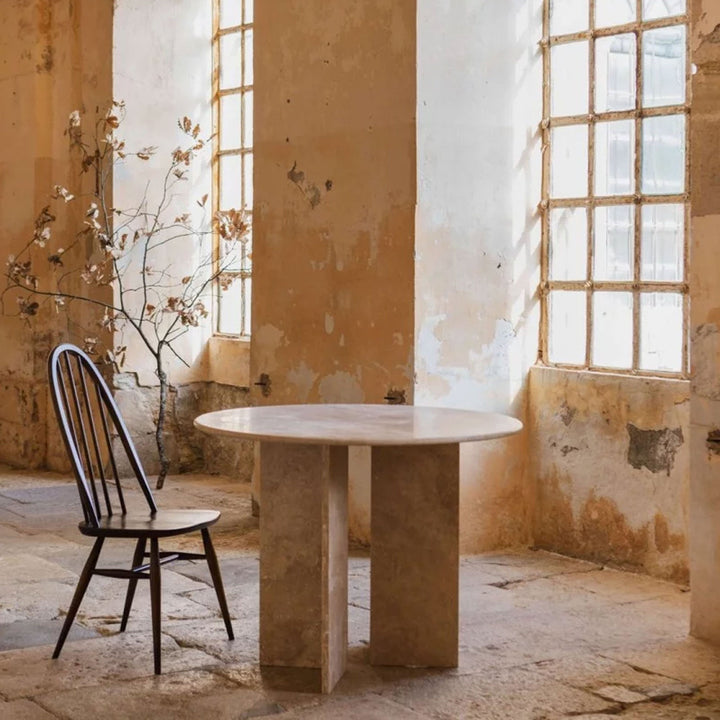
113, 0, 213, 386
414, 0, 542, 550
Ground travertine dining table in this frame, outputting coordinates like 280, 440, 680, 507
194, 403, 523, 692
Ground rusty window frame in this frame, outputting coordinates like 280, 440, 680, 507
540, 0, 690, 378
212, 0, 253, 336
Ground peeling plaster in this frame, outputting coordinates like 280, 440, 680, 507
477, 319, 516, 382
694, 8, 720, 52
627, 424, 684, 476
417, 314, 446, 375
286, 362, 319, 403
324, 313, 334, 335
692, 324, 720, 400
253, 324, 286, 374
559, 401, 576, 427
287, 161, 324, 208
318, 371, 364, 403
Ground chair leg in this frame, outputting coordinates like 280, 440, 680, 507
53, 537, 104, 659
120, 536, 147, 632
149, 537, 162, 675
201, 528, 234, 640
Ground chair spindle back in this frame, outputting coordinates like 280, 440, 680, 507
48, 344, 157, 527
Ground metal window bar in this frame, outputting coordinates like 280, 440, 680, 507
213, 0, 253, 336
540, 0, 689, 377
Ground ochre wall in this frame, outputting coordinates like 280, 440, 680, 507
0, 0, 113, 470
251, 1, 417, 406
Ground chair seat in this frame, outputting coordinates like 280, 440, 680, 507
79, 509, 220, 538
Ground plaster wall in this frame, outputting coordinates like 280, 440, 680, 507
531, 367, 690, 582
0, 0, 113, 470
251, 0, 417, 407
414, 0, 542, 551
689, 0, 720, 640
113, 0, 214, 388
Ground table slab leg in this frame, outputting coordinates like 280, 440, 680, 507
370, 443, 459, 667
259, 441, 348, 693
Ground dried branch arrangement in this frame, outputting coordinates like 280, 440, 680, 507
4, 103, 249, 488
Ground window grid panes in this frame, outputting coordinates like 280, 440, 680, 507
213, 0, 253, 336
542, 0, 689, 376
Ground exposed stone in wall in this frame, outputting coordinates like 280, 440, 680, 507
113, 374, 252, 482
199, 382, 254, 480
627, 425, 684, 476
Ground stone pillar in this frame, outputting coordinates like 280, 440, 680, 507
689, 0, 720, 641
252, 0, 417, 407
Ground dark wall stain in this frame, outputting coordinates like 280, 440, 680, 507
536, 475, 688, 584
36, 44, 54, 73
559, 401, 576, 427
703, 23, 720, 44
627, 424, 683, 475
706, 428, 720, 455
560, 445, 578, 456
654, 513, 683, 555
287, 161, 305, 185
287, 161, 325, 209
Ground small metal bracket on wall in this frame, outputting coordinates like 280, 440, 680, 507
383, 388, 406, 405
255, 373, 272, 397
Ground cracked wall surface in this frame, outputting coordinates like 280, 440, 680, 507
414, 0, 541, 550
531, 367, 690, 582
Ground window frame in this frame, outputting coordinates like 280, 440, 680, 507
540, 0, 690, 378
212, 0, 253, 337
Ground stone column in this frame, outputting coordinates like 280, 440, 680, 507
689, 0, 720, 642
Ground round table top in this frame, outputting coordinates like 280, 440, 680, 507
194, 403, 523, 446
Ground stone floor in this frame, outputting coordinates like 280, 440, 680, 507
0, 469, 718, 719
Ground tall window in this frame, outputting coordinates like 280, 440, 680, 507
213, 0, 253, 335
541, 0, 689, 376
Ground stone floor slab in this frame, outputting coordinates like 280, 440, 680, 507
0, 634, 219, 699
0, 698, 57, 720
35, 669, 264, 720
0, 470, 713, 720
0, 619, 98, 651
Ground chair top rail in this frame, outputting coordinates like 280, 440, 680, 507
48, 343, 158, 527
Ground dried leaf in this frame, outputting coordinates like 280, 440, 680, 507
215, 208, 250, 242
136, 146, 158, 161
51, 185, 74, 203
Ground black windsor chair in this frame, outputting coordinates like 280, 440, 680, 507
47, 343, 234, 674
